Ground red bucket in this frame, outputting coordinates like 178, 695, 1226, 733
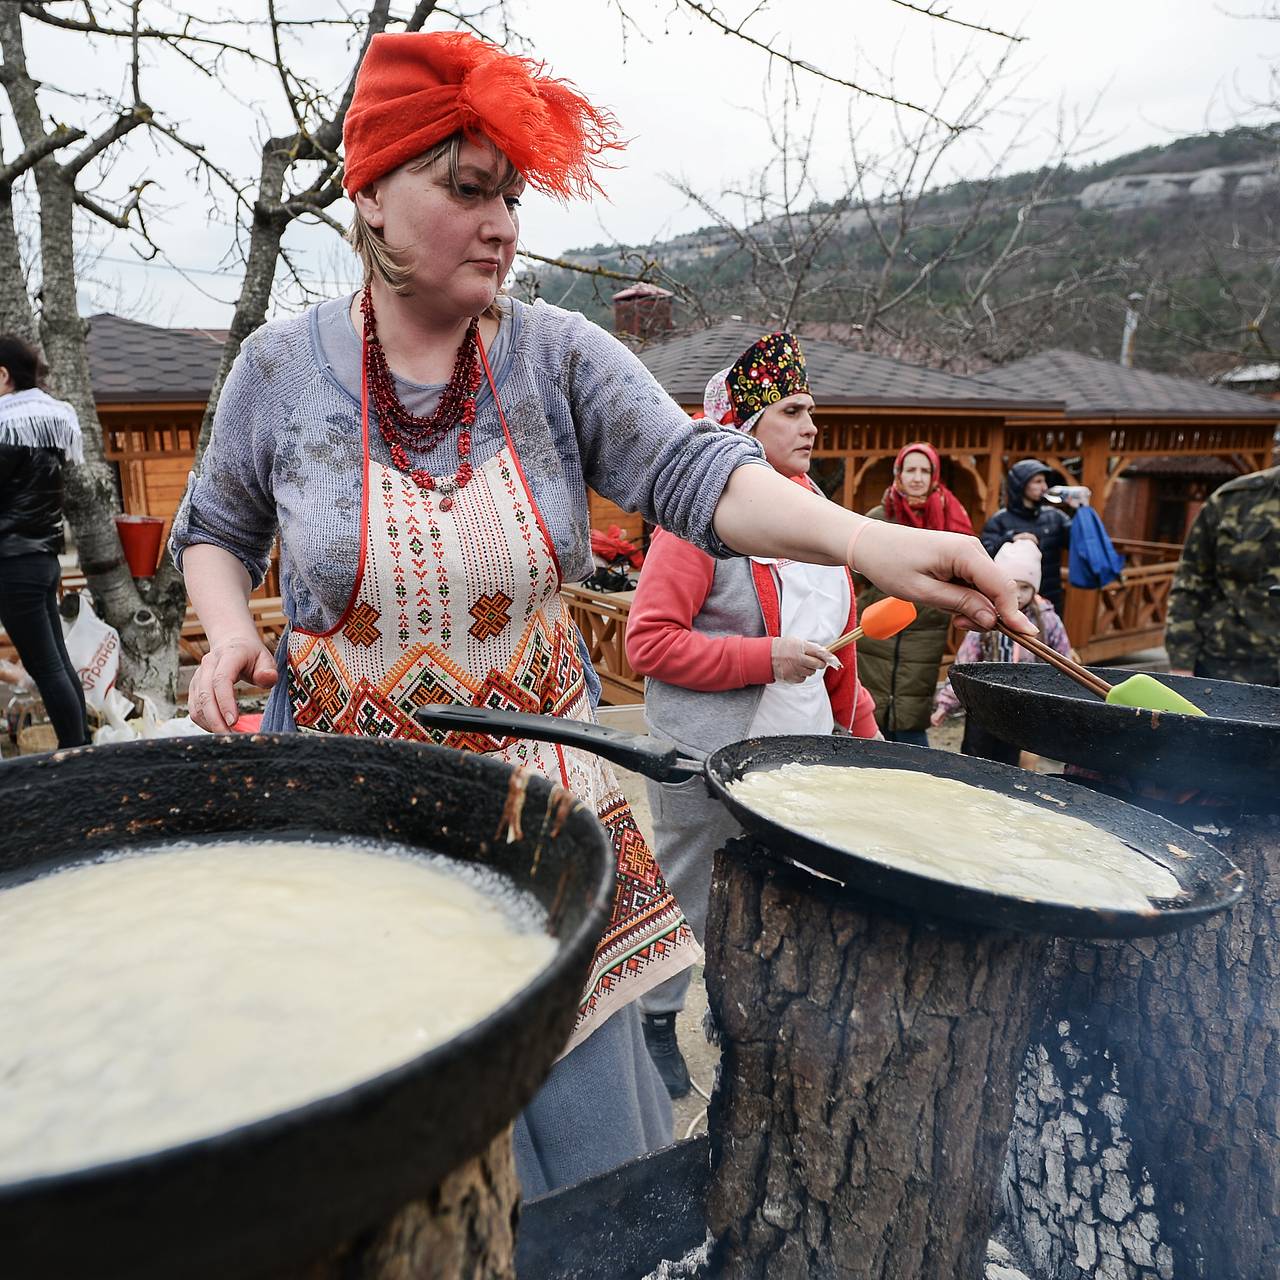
114, 515, 166, 578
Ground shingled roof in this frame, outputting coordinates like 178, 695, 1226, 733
983, 349, 1278, 420
86, 313, 225, 404
637, 321, 1060, 411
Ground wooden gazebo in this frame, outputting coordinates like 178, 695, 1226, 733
637, 321, 1063, 521
982, 349, 1277, 657
623, 324, 1279, 672
86, 312, 224, 539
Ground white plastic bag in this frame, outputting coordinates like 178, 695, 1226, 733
139, 696, 207, 739
61, 595, 121, 711
92, 689, 138, 745
92, 694, 208, 746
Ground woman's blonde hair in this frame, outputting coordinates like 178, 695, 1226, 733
346, 132, 520, 308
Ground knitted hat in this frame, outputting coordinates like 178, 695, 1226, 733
342, 31, 622, 198
994, 539, 1043, 592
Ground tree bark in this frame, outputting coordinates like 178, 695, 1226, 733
0, 188, 39, 343
704, 837, 1050, 1280
1004, 810, 1280, 1280
289, 1126, 519, 1280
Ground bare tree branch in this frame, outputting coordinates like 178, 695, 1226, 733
62, 103, 152, 177
888, 1, 1026, 43
0, 124, 87, 189
672, 0, 963, 130
518, 247, 660, 285
19, 1, 275, 68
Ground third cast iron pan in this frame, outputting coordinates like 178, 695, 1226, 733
948, 664, 1280, 809
415, 706, 1243, 940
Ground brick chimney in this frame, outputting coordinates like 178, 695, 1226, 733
612, 283, 674, 341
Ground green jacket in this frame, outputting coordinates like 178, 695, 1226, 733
855, 505, 953, 733
1164, 465, 1280, 686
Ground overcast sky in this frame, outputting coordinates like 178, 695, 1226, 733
6, 0, 1277, 327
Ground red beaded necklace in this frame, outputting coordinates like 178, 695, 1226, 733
360, 283, 483, 511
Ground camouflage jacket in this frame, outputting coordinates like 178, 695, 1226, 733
1164, 465, 1280, 685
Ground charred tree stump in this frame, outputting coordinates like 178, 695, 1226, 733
703, 837, 1050, 1279
1005, 811, 1280, 1280
290, 1126, 519, 1280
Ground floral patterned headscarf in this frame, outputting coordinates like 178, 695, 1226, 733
702, 331, 810, 432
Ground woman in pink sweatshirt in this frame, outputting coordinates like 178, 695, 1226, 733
624, 331, 878, 1098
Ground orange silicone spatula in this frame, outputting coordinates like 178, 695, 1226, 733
827, 596, 917, 655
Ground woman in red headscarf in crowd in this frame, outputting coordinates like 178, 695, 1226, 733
172, 32, 1029, 1195
856, 443, 974, 747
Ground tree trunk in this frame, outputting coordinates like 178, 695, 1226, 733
0, 6, 183, 710
704, 837, 1050, 1280
148, 147, 290, 617
0, 188, 38, 342
1004, 809, 1280, 1280
35, 173, 185, 711
288, 1126, 519, 1280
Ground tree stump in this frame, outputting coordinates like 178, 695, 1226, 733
704, 837, 1050, 1279
1004, 811, 1280, 1280
288, 1126, 519, 1280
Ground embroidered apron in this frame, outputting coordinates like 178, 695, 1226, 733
286, 342, 696, 1052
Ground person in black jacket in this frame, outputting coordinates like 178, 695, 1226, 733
0, 334, 88, 747
979, 458, 1077, 614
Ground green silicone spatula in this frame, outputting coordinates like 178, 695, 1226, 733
1104, 672, 1207, 717
994, 623, 1208, 716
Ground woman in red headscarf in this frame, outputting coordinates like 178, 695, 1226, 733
172, 32, 1028, 1195
856, 443, 974, 746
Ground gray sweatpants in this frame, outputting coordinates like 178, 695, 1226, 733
639, 775, 742, 1016
513, 1000, 672, 1197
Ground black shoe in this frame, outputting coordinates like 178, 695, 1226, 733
642, 1012, 692, 1100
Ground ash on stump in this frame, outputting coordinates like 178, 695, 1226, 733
292, 1127, 519, 1280
704, 838, 1049, 1280
1005, 812, 1280, 1280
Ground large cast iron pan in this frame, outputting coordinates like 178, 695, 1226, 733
0, 733, 614, 1280
415, 706, 1242, 941
948, 664, 1280, 809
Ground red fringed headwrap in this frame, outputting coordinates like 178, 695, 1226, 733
342, 31, 622, 199
880, 442, 974, 535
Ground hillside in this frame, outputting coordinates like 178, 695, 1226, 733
520, 127, 1280, 373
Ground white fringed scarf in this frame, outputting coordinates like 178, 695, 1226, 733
0, 387, 84, 464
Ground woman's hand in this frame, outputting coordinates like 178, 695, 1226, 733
930, 707, 948, 728
1012, 532, 1040, 544
853, 523, 1036, 634
771, 636, 837, 684
187, 637, 277, 731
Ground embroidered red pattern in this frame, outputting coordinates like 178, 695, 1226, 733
343, 601, 382, 648
469, 591, 513, 641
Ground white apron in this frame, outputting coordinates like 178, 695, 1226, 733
287, 341, 696, 1051
749, 558, 849, 737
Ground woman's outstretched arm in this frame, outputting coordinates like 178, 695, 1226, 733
713, 464, 1034, 635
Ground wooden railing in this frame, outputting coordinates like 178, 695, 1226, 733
1110, 538, 1183, 568
561, 584, 642, 705
1063, 539, 1180, 663
1072, 562, 1180, 663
